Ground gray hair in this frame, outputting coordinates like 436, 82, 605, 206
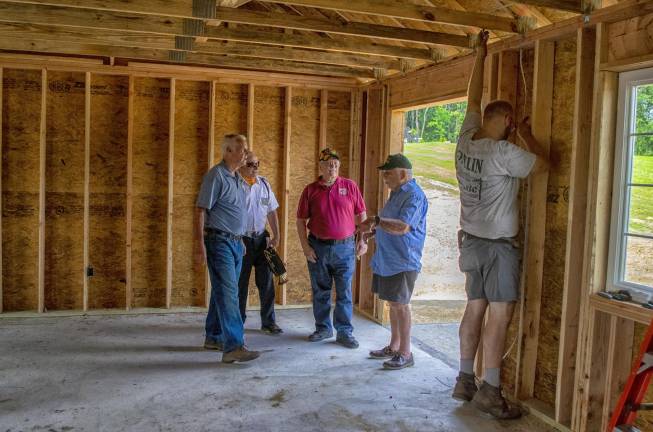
221, 133, 247, 155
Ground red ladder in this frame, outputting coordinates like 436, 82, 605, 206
608, 318, 653, 432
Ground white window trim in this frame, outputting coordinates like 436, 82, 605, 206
607, 67, 653, 302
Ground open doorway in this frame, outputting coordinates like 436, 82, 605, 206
400, 99, 467, 368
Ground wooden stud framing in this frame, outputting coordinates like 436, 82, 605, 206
555, 27, 596, 426
82, 71, 91, 312
601, 315, 634, 432
0, 67, 3, 313
319, 89, 328, 151
125, 76, 134, 311
517, 40, 554, 400
248, 83, 255, 149
166, 78, 175, 310
38, 68, 46, 313
206, 80, 216, 309
277, 85, 292, 306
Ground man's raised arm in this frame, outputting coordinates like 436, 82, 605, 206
466, 30, 490, 116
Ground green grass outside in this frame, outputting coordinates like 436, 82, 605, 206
404, 141, 458, 187
631, 155, 653, 234
405, 143, 653, 234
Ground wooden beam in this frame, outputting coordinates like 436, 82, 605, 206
277, 86, 292, 306
514, 0, 582, 12
0, 2, 470, 47
209, 7, 471, 47
555, 26, 595, 427
0, 23, 402, 70
0, 67, 2, 314
206, 80, 216, 309
125, 76, 134, 311
247, 83, 254, 148
602, 315, 634, 432
166, 78, 175, 309
0, 37, 375, 78
38, 67, 46, 313
517, 39, 553, 400
497, 50, 519, 142
256, 0, 520, 33
319, 89, 327, 151
82, 71, 91, 312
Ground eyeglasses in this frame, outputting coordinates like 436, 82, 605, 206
246, 161, 260, 168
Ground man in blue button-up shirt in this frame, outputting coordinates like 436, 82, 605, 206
358, 154, 428, 370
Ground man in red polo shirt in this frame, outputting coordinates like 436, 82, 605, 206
296, 148, 367, 349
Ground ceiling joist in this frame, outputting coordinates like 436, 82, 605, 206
514, 0, 583, 13
255, 0, 520, 33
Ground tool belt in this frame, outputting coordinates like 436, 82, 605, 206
263, 247, 288, 285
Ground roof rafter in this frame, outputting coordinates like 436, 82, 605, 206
255, 0, 520, 33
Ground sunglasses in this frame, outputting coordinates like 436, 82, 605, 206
246, 161, 260, 168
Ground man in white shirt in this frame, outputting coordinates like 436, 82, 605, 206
452, 31, 549, 419
238, 151, 283, 334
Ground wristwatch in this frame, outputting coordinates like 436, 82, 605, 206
374, 215, 380, 226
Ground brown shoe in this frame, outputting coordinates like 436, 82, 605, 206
382, 353, 415, 370
471, 382, 522, 420
203, 338, 223, 351
369, 346, 397, 359
222, 346, 261, 363
452, 372, 478, 402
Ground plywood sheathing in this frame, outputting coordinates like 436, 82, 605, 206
1, 68, 41, 312
250, 86, 285, 306
44, 71, 85, 311
213, 83, 248, 163
327, 91, 352, 178
172, 80, 209, 308
88, 74, 128, 310
534, 37, 577, 407
607, 11, 653, 63
286, 88, 320, 305
131, 77, 169, 309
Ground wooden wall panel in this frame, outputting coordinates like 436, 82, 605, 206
172, 80, 209, 307
327, 91, 352, 178
534, 38, 577, 407
286, 88, 320, 305
607, 11, 653, 63
88, 74, 128, 310
1, 69, 41, 312
213, 83, 247, 163
131, 77, 169, 309
44, 71, 85, 311
251, 85, 285, 306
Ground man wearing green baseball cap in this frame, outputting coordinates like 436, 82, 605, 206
358, 153, 428, 370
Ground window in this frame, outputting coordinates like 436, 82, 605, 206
608, 68, 653, 300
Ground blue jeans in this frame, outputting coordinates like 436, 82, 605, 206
204, 232, 245, 353
307, 236, 356, 337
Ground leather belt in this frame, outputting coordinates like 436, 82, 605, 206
309, 234, 354, 245
204, 227, 242, 241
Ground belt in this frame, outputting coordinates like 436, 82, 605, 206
243, 230, 266, 239
460, 230, 517, 246
309, 234, 354, 245
204, 227, 242, 241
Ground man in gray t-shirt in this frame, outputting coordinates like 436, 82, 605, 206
451, 31, 549, 419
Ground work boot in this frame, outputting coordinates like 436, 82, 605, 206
452, 372, 478, 402
471, 381, 522, 420
308, 330, 333, 342
203, 338, 223, 351
336, 334, 359, 349
222, 346, 261, 363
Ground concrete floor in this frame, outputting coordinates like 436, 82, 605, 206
0, 308, 555, 432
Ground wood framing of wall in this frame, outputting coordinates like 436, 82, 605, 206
0, 57, 358, 314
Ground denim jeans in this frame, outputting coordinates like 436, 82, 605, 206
238, 232, 276, 327
204, 232, 245, 353
307, 236, 356, 337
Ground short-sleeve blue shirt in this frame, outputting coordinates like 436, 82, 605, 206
371, 179, 428, 277
196, 161, 248, 236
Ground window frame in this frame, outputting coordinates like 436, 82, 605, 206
607, 67, 653, 301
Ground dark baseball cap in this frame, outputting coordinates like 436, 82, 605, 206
378, 153, 412, 170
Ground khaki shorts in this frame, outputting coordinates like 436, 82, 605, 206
458, 231, 521, 303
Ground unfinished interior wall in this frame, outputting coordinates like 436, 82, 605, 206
1, 68, 41, 312
88, 74, 128, 310
0, 62, 354, 313
44, 71, 85, 311
172, 79, 209, 307
131, 77, 169, 309
607, 11, 653, 63
286, 88, 320, 305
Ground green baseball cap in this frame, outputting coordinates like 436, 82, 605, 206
378, 153, 412, 170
